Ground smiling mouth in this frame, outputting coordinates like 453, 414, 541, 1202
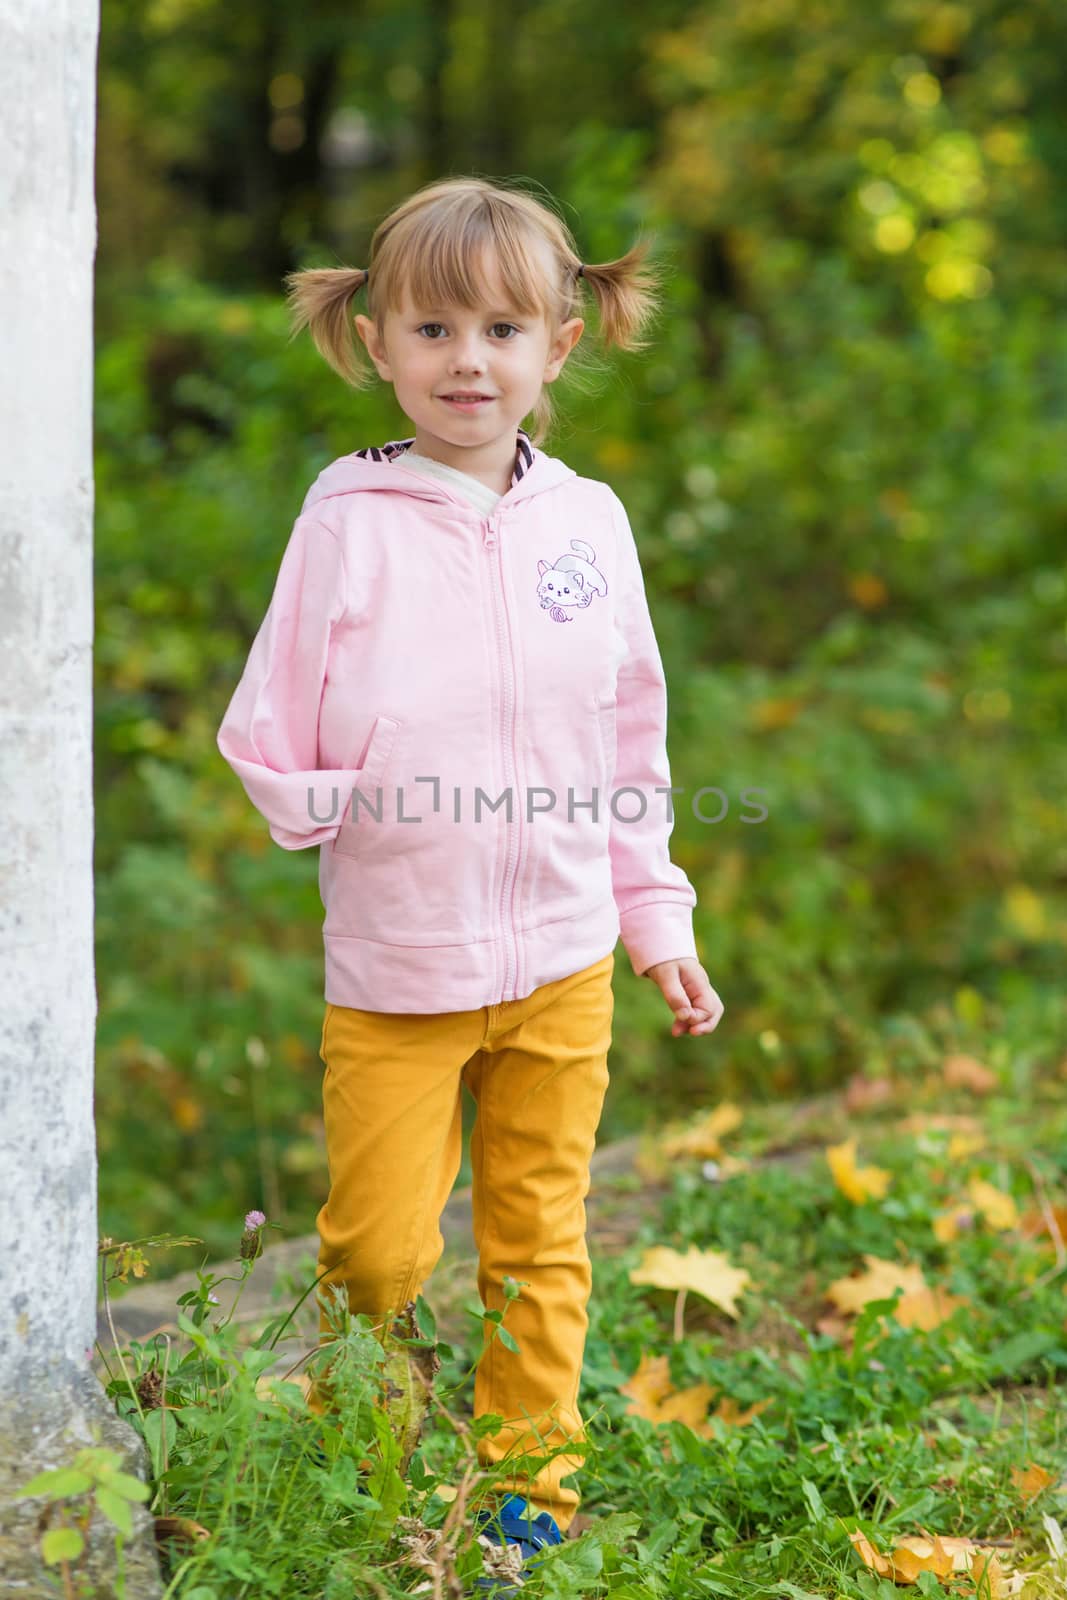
439, 394, 495, 402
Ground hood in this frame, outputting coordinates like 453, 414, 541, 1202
300, 428, 577, 518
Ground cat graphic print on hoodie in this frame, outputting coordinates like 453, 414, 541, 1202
216, 428, 697, 1013
536, 538, 608, 622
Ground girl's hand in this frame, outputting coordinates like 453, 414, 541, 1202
643, 957, 724, 1037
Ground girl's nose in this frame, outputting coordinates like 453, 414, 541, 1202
449, 341, 486, 371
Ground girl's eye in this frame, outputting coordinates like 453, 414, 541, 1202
415, 322, 519, 339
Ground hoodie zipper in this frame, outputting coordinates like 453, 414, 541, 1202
484, 510, 521, 998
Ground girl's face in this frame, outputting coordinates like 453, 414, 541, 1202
353, 248, 583, 459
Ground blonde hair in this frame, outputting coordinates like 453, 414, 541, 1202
283, 176, 665, 447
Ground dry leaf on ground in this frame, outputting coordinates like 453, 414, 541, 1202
826, 1256, 927, 1317
711, 1395, 771, 1428
850, 1528, 1010, 1592
1012, 1463, 1053, 1502
933, 1206, 976, 1244
620, 1352, 717, 1428
657, 1102, 744, 1161
826, 1255, 968, 1330
629, 1244, 751, 1319
620, 1353, 770, 1433
826, 1138, 892, 1204
968, 1177, 1019, 1231
948, 1131, 987, 1161
894, 1285, 970, 1331
935, 1178, 1019, 1242
844, 1074, 900, 1113
154, 1517, 211, 1547
1020, 1203, 1067, 1248
943, 1054, 999, 1095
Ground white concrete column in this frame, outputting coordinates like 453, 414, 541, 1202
0, 3, 161, 1591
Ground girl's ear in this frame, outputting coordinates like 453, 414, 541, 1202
544, 317, 584, 383
354, 314, 391, 379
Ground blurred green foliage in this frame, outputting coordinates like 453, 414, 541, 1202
94, 0, 1067, 1256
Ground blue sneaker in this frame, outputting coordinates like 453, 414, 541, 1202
472, 1494, 563, 1594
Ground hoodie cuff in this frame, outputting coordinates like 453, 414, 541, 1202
618, 902, 699, 978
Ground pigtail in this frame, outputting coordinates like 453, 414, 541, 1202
575, 235, 665, 353
282, 265, 373, 388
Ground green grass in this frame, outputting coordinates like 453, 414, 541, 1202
75, 1068, 1067, 1597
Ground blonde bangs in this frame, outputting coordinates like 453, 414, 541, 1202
371, 190, 568, 324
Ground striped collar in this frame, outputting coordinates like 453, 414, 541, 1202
353, 428, 535, 488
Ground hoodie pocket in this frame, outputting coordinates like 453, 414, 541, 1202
331, 714, 401, 860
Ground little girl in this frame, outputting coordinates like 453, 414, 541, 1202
217, 176, 723, 1585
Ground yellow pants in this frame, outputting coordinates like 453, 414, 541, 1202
315, 949, 615, 1533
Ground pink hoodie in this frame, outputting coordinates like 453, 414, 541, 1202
216, 428, 697, 1012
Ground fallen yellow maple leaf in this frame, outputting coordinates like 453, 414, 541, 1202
826, 1138, 892, 1205
619, 1352, 676, 1407
710, 1395, 772, 1428
619, 1352, 769, 1433
891, 1533, 959, 1582
932, 1205, 975, 1244
850, 1528, 1008, 1592
826, 1255, 967, 1330
948, 1131, 987, 1161
969, 1550, 1006, 1596
629, 1244, 751, 1319
658, 1102, 744, 1161
620, 1352, 717, 1428
826, 1255, 927, 1317
1012, 1462, 1053, 1502
894, 1286, 969, 1332
849, 1529, 891, 1577
1020, 1202, 1067, 1248
968, 1177, 1019, 1232
934, 1179, 1019, 1241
